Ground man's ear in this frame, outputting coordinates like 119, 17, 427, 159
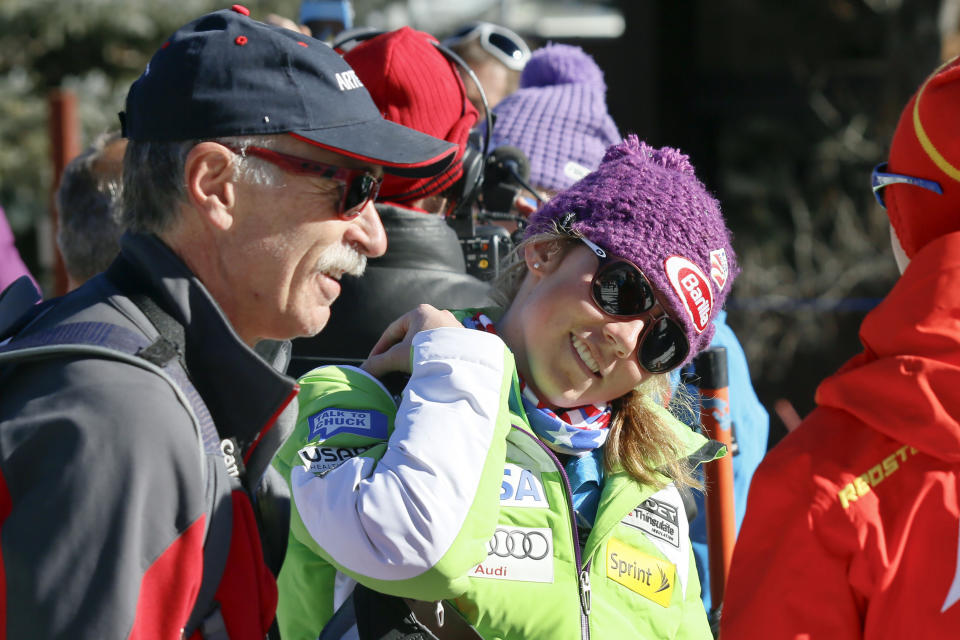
184, 142, 238, 231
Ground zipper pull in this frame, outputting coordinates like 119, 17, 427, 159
579, 569, 592, 616
435, 601, 445, 627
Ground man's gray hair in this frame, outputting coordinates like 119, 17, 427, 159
122, 134, 286, 234
56, 130, 126, 283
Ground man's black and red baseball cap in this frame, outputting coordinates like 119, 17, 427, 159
119, 5, 456, 178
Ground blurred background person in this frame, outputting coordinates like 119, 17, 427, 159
288, 27, 492, 377
54, 130, 126, 291
300, 0, 353, 42
443, 21, 531, 114
488, 42, 768, 617
487, 43, 620, 203
0, 205, 37, 295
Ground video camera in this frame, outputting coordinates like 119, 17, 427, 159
448, 144, 536, 281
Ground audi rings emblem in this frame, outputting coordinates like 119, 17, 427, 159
487, 528, 550, 560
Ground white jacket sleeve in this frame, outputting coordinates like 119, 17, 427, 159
291, 327, 514, 581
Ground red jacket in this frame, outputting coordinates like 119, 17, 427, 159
721, 231, 960, 639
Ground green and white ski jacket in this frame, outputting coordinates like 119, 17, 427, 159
274, 326, 714, 639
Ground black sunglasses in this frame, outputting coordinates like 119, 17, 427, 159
579, 236, 689, 374
871, 162, 942, 209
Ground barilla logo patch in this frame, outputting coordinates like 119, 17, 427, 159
335, 70, 363, 91
709, 248, 729, 291
606, 537, 676, 607
307, 408, 388, 441
664, 256, 712, 333
563, 161, 592, 182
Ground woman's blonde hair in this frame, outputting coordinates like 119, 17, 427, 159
493, 226, 700, 491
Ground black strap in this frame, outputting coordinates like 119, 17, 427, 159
342, 584, 482, 640
103, 262, 235, 639
352, 585, 439, 640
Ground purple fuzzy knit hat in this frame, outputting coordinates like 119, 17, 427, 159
525, 135, 739, 363
489, 44, 621, 192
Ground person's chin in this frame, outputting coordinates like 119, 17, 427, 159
293, 309, 331, 339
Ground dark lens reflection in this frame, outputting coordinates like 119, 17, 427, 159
640, 317, 688, 373
593, 262, 655, 316
343, 174, 377, 214
487, 32, 523, 60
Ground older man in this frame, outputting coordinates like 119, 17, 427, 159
0, 6, 454, 640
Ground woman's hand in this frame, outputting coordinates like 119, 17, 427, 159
362, 304, 462, 378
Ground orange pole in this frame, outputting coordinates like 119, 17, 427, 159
48, 89, 80, 296
694, 346, 736, 611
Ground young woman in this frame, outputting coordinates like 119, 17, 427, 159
274, 135, 738, 640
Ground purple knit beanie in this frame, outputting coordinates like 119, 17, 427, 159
489, 44, 621, 192
525, 135, 739, 363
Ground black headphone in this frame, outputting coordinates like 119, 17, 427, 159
330, 30, 492, 217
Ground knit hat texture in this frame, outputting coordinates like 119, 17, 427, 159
525, 135, 738, 363
489, 44, 620, 193
886, 57, 960, 258
345, 27, 478, 205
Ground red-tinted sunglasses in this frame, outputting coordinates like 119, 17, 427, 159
226, 145, 382, 218
580, 236, 689, 374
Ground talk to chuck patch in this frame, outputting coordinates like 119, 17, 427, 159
306, 407, 389, 441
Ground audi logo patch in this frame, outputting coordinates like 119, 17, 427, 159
487, 528, 550, 560
471, 526, 554, 583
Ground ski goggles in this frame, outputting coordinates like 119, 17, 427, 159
580, 235, 689, 373
227, 145, 382, 218
871, 162, 942, 209
444, 22, 531, 71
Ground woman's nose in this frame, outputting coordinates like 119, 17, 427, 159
603, 316, 646, 359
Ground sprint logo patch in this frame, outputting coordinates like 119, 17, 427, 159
307, 408, 388, 442
606, 537, 676, 607
298, 445, 372, 477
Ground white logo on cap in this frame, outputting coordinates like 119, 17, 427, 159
563, 161, 591, 182
709, 249, 729, 291
664, 256, 713, 333
335, 70, 364, 91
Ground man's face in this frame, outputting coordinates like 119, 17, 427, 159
461, 60, 514, 113
220, 137, 386, 344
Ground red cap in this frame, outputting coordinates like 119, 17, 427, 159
345, 27, 478, 206
887, 57, 960, 257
